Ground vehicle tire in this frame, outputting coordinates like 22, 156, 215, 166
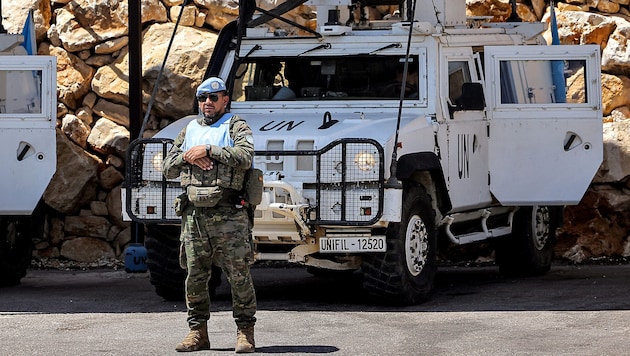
0, 217, 33, 287
362, 185, 437, 305
145, 225, 222, 301
495, 206, 559, 277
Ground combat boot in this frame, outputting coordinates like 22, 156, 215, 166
175, 324, 210, 352
235, 326, 255, 353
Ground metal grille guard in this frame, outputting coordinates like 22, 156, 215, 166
124, 137, 385, 226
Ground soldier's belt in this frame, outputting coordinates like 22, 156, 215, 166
186, 186, 223, 207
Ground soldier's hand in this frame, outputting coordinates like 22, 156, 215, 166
192, 157, 214, 170
183, 145, 208, 162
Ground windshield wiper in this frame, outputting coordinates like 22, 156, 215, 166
368, 43, 402, 54
298, 43, 331, 56
241, 44, 261, 59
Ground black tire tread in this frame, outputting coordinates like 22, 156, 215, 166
145, 225, 223, 301
145, 225, 186, 301
496, 206, 558, 277
0, 218, 34, 287
362, 185, 437, 305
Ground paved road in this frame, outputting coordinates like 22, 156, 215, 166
1, 263, 630, 355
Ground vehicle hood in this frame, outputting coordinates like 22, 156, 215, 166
241, 111, 417, 151
155, 110, 421, 151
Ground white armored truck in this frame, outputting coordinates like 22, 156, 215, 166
0, 18, 57, 286
124, 0, 603, 303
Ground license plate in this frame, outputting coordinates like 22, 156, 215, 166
319, 236, 386, 253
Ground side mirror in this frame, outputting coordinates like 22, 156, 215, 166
457, 82, 485, 111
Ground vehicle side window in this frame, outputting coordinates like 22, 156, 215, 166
0, 69, 42, 115
448, 61, 484, 111
499, 59, 588, 104
448, 61, 471, 104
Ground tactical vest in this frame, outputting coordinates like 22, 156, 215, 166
179, 113, 247, 191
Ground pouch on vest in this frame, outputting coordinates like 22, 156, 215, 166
179, 242, 187, 270
244, 168, 263, 206
187, 186, 223, 207
174, 192, 189, 216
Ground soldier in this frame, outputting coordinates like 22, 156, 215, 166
162, 77, 257, 353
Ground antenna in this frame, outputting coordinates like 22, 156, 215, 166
386, 0, 418, 189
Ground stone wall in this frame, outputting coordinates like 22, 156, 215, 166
2, 0, 630, 264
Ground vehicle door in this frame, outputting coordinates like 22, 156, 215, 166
0, 56, 57, 215
441, 47, 492, 211
484, 45, 602, 205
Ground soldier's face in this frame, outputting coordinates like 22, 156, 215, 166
198, 92, 228, 118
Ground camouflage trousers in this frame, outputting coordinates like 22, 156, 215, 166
180, 205, 257, 330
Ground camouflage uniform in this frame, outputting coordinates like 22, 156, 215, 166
162, 112, 257, 331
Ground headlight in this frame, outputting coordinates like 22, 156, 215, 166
354, 151, 376, 171
151, 152, 163, 173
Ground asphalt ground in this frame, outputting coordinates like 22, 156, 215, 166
1, 263, 630, 355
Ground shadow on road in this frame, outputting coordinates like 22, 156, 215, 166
209, 345, 340, 354
1, 263, 629, 314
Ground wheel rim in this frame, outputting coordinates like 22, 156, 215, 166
405, 214, 429, 277
532, 206, 550, 250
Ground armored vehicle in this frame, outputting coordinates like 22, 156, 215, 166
0, 12, 57, 286
125, 0, 603, 303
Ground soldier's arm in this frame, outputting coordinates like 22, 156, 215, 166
207, 117, 254, 169
162, 128, 188, 179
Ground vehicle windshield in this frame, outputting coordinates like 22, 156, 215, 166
232, 55, 420, 101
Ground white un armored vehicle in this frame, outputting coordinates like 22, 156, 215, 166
0, 14, 57, 286
124, 0, 603, 303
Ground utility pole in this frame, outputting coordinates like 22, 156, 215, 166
128, 0, 144, 244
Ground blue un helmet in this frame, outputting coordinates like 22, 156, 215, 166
196, 77, 226, 96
